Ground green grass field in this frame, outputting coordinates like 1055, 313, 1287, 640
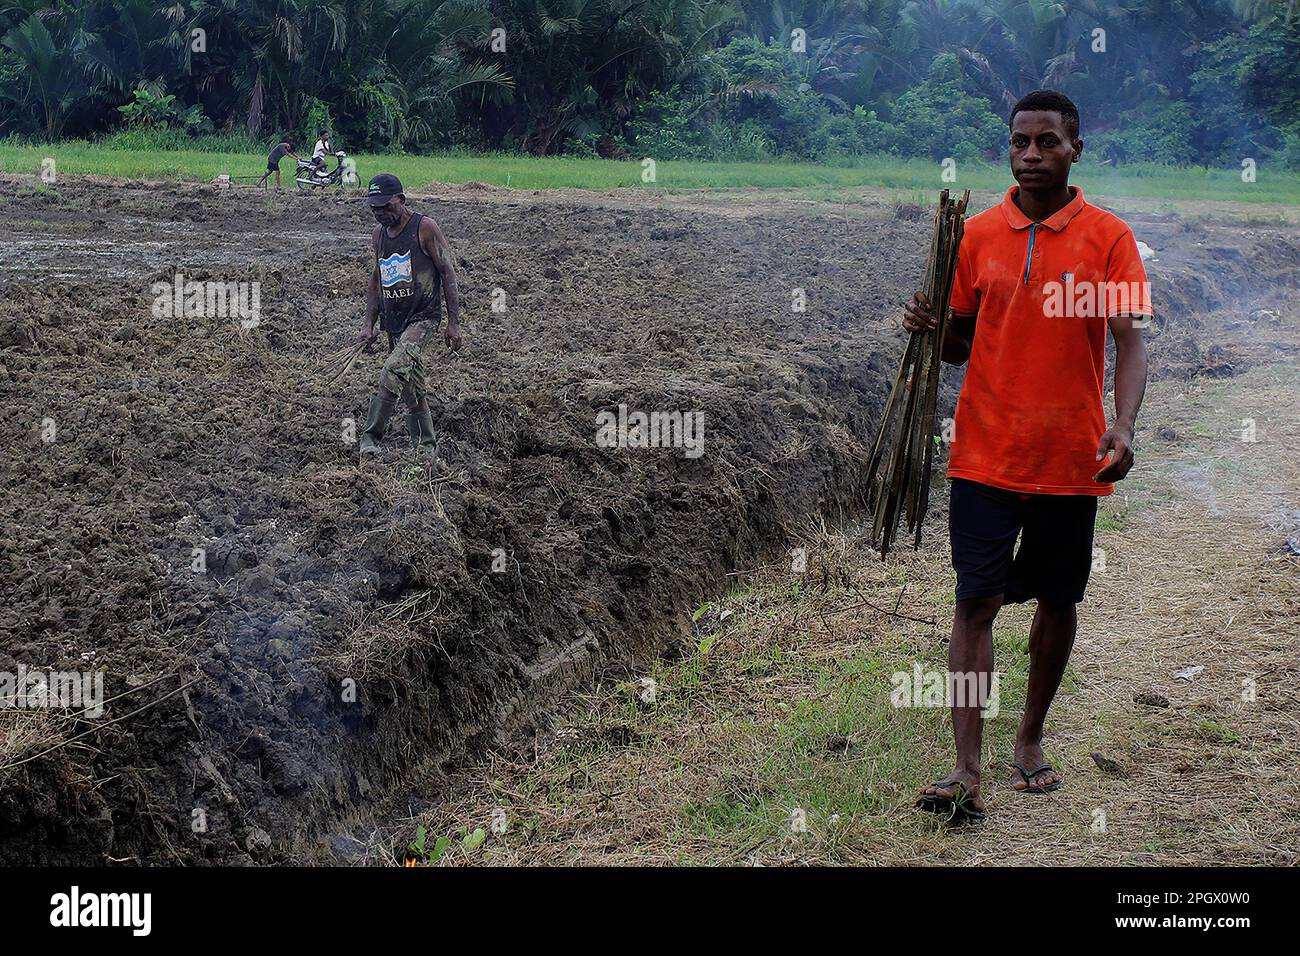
2, 141, 1298, 204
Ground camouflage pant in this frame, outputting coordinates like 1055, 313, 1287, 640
381, 320, 438, 407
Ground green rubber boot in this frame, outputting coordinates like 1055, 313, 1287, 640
359, 395, 396, 454
406, 408, 438, 449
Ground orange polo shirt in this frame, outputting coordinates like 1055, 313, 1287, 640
947, 186, 1152, 496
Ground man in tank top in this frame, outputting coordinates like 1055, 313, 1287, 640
355, 173, 464, 454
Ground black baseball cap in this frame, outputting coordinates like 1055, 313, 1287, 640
366, 173, 403, 205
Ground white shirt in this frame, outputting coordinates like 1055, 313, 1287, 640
313, 139, 329, 160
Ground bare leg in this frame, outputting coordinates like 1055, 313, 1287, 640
1012, 598, 1075, 789
920, 593, 1001, 810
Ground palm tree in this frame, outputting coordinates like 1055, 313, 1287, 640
2, 12, 89, 139
494, 0, 737, 154
178, 0, 512, 146
80, 0, 188, 99
341, 0, 514, 150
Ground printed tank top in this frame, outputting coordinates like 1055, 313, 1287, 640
376, 212, 442, 334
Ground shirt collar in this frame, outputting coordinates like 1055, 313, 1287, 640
999, 185, 1086, 232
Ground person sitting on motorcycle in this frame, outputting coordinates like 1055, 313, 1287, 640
311, 131, 332, 178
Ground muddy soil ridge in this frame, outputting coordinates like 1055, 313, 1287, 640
0, 177, 1295, 863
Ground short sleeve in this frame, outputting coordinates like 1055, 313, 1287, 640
1105, 229, 1153, 318
949, 230, 978, 316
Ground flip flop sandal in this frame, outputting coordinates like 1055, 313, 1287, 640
1012, 762, 1062, 794
916, 780, 987, 823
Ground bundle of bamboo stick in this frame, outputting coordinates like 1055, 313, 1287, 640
866, 188, 970, 558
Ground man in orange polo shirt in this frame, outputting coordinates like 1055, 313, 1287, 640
906, 90, 1151, 821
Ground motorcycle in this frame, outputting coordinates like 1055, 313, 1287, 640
295, 149, 355, 190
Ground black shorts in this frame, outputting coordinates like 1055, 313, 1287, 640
266, 160, 280, 172
949, 478, 1099, 605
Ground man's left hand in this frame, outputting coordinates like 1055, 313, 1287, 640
1093, 425, 1135, 482
445, 320, 463, 352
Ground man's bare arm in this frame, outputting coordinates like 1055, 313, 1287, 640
902, 292, 975, 365
1094, 314, 1149, 482
420, 217, 462, 350
943, 311, 976, 365
357, 226, 381, 343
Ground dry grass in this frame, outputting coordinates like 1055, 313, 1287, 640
321, 591, 443, 682
388, 300, 1300, 867
313, 460, 466, 681
0, 711, 65, 781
